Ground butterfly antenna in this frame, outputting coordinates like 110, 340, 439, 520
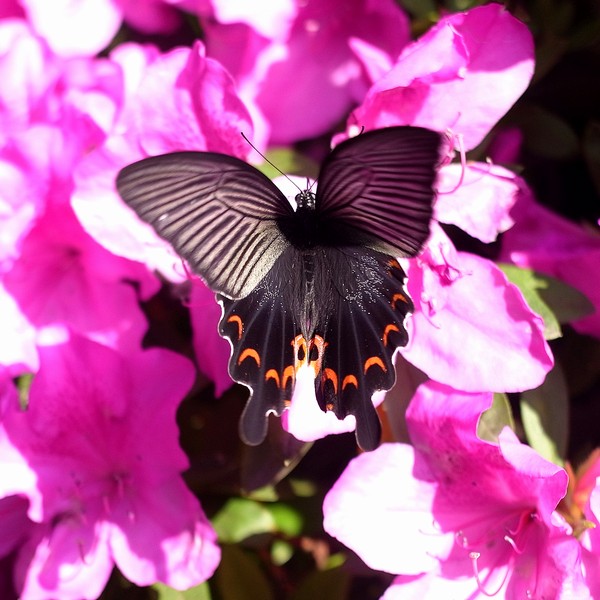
240, 132, 304, 193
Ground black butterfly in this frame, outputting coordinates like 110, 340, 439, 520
116, 126, 442, 450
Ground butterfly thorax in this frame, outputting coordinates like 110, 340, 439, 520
295, 189, 316, 211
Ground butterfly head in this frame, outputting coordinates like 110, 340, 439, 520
295, 190, 316, 212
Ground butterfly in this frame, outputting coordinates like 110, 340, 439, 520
116, 126, 442, 450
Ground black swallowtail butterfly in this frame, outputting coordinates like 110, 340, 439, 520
116, 126, 442, 450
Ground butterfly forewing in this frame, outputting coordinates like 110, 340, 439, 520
315, 126, 441, 257
116, 152, 294, 299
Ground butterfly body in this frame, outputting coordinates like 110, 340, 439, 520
117, 126, 443, 450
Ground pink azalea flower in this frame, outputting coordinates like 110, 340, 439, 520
1, 202, 157, 363
0, 285, 38, 374
349, 3, 535, 151
402, 224, 553, 393
18, 0, 122, 57
0, 20, 123, 267
72, 40, 253, 281
0, 335, 220, 599
200, 0, 410, 145
435, 162, 523, 243
16, 0, 183, 57
582, 480, 600, 595
323, 381, 589, 598
0, 0, 24, 19
500, 190, 600, 339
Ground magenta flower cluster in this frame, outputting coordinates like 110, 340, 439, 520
0, 1, 598, 599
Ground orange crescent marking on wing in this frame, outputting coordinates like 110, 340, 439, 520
388, 258, 401, 270
292, 334, 308, 369
238, 348, 260, 366
265, 369, 280, 386
364, 356, 386, 373
227, 315, 243, 339
282, 365, 296, 391
391, 292, 408, 308
308, 335, 327, 375
322, 368, 338, 394
342, 374, 358, 390
382, 323, 400, 346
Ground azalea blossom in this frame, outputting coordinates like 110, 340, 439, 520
1, 202, 157, 369
402, 223, 553, 393
348, 3, 534, 152
323, 381, 590, 598
200, 0, 410, 145
0, 335, 220, 599
12, 0, 186, 57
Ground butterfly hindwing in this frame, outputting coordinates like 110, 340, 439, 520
300, 247, 412, 450
218, 262, 298, 445
315, 126, 441, 257
116, 152, 294, 299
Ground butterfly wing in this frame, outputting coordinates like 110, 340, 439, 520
218, 249, 302, 445
298, 247, 411, 450
315, 126, 442, 257
116, 152, 294, 299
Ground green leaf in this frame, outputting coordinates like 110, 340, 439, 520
289, 566, 350, 600
520, 364, 569, 466
477, 393, 515, 443
17, 373, 34, 410
267, 503, 303, 537
257, 148, 319, 181
288, 479, 318, 498
214, 545, 274, 600
271, 539, 294, 566
246, 486, 279, 502
398, 0, 437, 19
515, 105, 579, 160
499, 264, 594, 340
152, 582, 212, 600
212, 498, 276, 543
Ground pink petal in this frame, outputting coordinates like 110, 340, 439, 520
403, 225, 553, 392
383, 573, 483, 600
15, 520, 113, 600
121, 0, 182, 34
282, 365, 357, 442
0, 281, 38, 373
205, 0, 297, 39
109, 482, 220, 588
0, 0, 24, 18
204, 0, 409, 144
435, 162, 521, 243
584, 479, 600, 553
323, 443, 452, 574
20, 0, 121, 57
350, 3, 534, 150
3, 203, 156, 353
